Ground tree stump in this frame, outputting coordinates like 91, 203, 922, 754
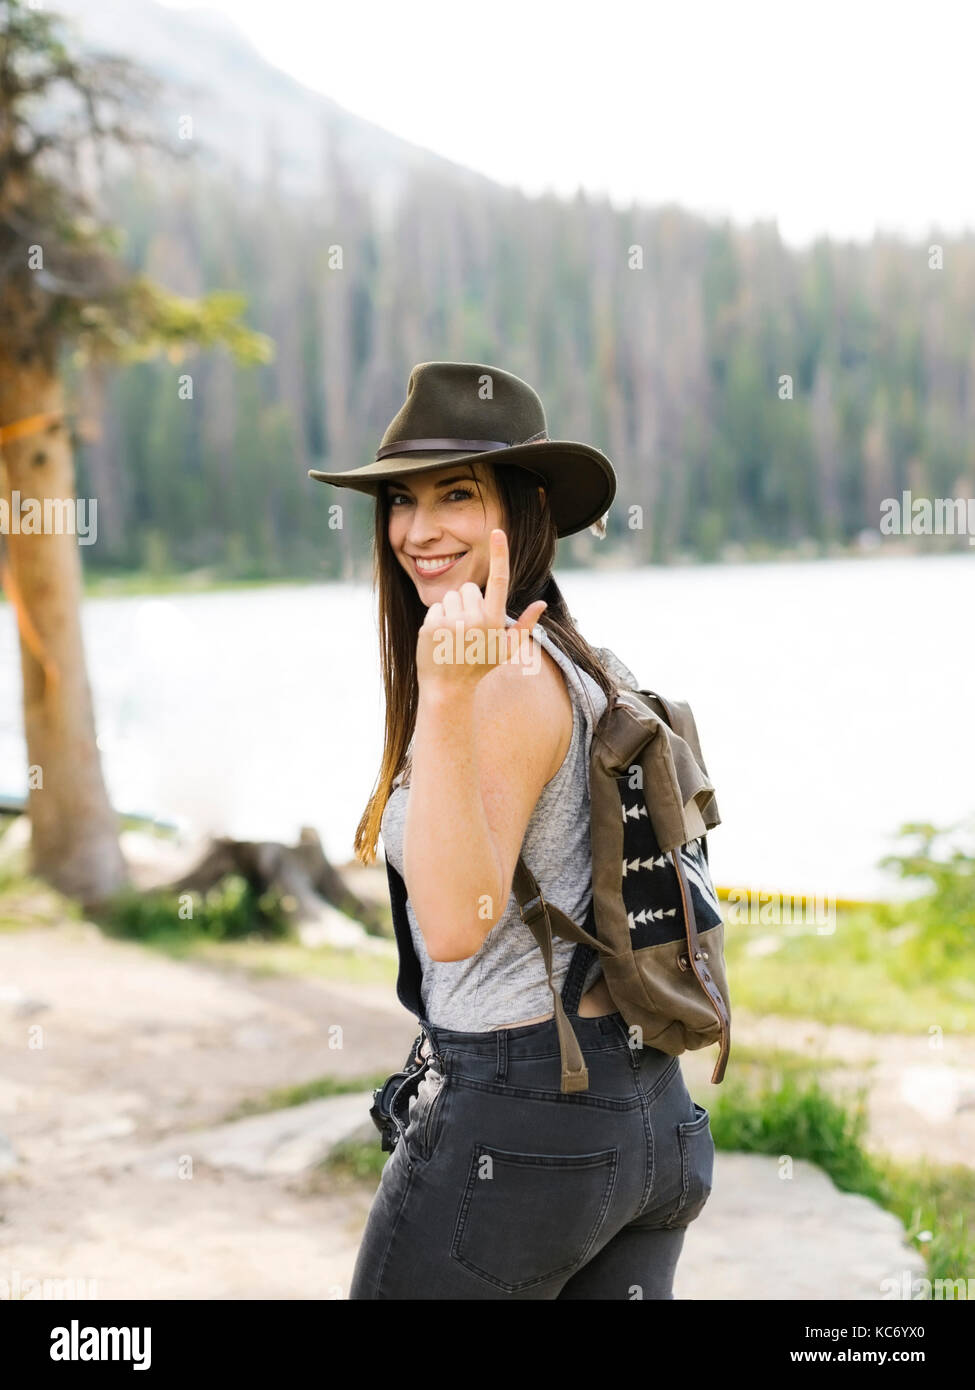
161, 826, 388, 938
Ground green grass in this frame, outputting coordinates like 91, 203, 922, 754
92, 876, 294, 946
725, 818, 975, 1034
223, 1071, 391, 1122
323, 1137, 390, 1183
0, 863, 397, 986
93, 877, 398, 984
881, 1158, 975, 1285
0, 864, 86, 931
725, 906, 975, 1032
711, 1072, 881, 1195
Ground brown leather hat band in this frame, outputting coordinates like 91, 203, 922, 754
375, 432, 548, 460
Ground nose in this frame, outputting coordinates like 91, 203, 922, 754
404, 500, 444, 546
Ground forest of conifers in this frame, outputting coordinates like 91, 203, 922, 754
72, 149, 975, 582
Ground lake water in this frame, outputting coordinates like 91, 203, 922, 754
1, 554, 972, 899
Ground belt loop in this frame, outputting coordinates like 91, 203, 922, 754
495, 1028, 508, 1083
418, 1019, 439, 1067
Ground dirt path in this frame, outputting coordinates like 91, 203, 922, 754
0, 918, 419, 1299
0, 916, 949, 1299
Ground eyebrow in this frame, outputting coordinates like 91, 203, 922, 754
385, 475, 473, 494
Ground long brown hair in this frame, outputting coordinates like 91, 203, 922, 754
353, 456, 622, 864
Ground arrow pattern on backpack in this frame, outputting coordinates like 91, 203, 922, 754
617, 774, 722, 948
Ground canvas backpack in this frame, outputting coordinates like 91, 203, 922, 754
383, 662, 732, 1095
509, 675, 731, 1093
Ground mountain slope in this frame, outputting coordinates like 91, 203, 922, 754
49, 0, 500, 211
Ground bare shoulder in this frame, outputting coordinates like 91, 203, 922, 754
475, 635, 570, 713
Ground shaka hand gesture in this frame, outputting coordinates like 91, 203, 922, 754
416, 529, 548, 691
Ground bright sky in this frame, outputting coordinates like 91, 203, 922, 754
160, 0, 974, 249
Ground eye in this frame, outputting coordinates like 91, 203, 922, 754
388, 487, 474, 506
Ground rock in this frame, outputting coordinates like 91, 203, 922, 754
296, 904, 373, 950
231, 1023, 281, 1051
0, 984, 51, 1018
675, 1152, 926, 1300
119, 1091, 378, 1179
296, 904, 396, 957
898, 1065, 975, 1124
61, 1116, 139, 1145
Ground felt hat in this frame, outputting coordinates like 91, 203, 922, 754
308, 360, 616, 538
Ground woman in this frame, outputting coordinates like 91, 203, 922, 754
309, 361, 714, 1299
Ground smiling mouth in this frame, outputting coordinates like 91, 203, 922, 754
411, 551, 467, 577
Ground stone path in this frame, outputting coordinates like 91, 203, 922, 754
0, 909, 934, 1300
676, 1153, 925, 1301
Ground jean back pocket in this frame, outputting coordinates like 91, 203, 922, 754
451, 1143, 619, 1292
665, 1101, 714, 1228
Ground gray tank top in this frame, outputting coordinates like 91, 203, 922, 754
380, 618, 635, 1031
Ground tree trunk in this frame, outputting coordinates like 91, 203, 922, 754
0, 354, 129, 908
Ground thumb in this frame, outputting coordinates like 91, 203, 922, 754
511, 600, 547, 632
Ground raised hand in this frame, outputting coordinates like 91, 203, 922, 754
416, 529, 548, 690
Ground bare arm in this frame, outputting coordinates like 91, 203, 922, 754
404, 656, 564, 960
402, 527, 563, 961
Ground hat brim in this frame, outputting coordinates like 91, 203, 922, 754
308, 440, 616, 539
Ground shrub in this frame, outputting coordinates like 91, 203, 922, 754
95, 874, 292, 944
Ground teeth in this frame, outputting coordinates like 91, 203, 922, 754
416, 553, 464, 571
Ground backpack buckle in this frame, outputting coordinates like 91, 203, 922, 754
519, 894, 546, 925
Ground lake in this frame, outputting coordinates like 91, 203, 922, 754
1, 554, 972, 899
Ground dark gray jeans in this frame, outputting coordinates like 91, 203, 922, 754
348, 1009, 714, 1299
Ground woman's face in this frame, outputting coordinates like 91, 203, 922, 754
385, 464, 506, 605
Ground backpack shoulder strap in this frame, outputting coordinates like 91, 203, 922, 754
670, 845, 731, 1083
511, 856, 608, 1093
637, 688, 674, 727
